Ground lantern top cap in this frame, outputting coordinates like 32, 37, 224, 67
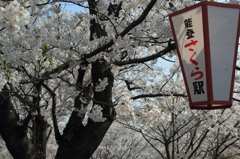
169, 1, 240, 17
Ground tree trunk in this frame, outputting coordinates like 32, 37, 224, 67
0, 90, 43, 159
55, 120, 113, 159
32, 115, 49, 159
55, 61, 115, 159
55, 1, 116, 158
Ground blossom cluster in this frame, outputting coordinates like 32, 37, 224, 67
95, 77, 108, 92
136, 105, 169, 127
0, 0, 30, 33
88, 105, 106, 122
73, 107, 87, 118
116, 100, 169, 127
0, 72, 21, 92
8, 73, 21, 87
229, 0, 240, 4
115, 100, 135, 121
0, 74, 7, 92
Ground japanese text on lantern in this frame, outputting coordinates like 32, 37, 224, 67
184, 18, 205, 95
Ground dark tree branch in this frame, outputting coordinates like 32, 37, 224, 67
125, 80, 141, 91
19, 62, 70, 84
160, 56, 175, 63
119, 0, 157, 37
143, 134, 165, 159
131, 92, 187, 100
159, 65, 179, 91
187, 129, 210, 159
218, 138, 240, 157
233, 97, 240, 102
46, 127, 52, 142
114, 41, 176, 66
236, 66, 240, 71
84, 0, 158, 59
41, 83, 62, 143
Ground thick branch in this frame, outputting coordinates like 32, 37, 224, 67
120, 0, 157, 37
131, 92, 187, 100
114, 42, 176, 66
84, 0, 158, 59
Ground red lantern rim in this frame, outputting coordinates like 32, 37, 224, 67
189, 101, 232, 110
169, 1, 240, 18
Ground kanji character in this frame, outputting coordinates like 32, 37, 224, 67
193, 81, 205, 95
184, 18, 193, 28
186, 29, 195, 39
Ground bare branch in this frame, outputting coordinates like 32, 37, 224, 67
41, 83, 62, 143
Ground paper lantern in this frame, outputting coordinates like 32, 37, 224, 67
169, 1, 240, 109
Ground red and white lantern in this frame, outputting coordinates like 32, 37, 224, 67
169, 1, 240, 109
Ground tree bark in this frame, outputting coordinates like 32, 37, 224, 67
55, 120, 114, 159
0, 90, 42, 159
32, 115, 49, 159
55, 60, 115, 159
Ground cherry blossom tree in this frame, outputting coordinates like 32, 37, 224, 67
0, 0, 185, 158
90, 121, 153, 159
118, 67, 240, 159
121, 102, 240, 159
1, 0, 240, 159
